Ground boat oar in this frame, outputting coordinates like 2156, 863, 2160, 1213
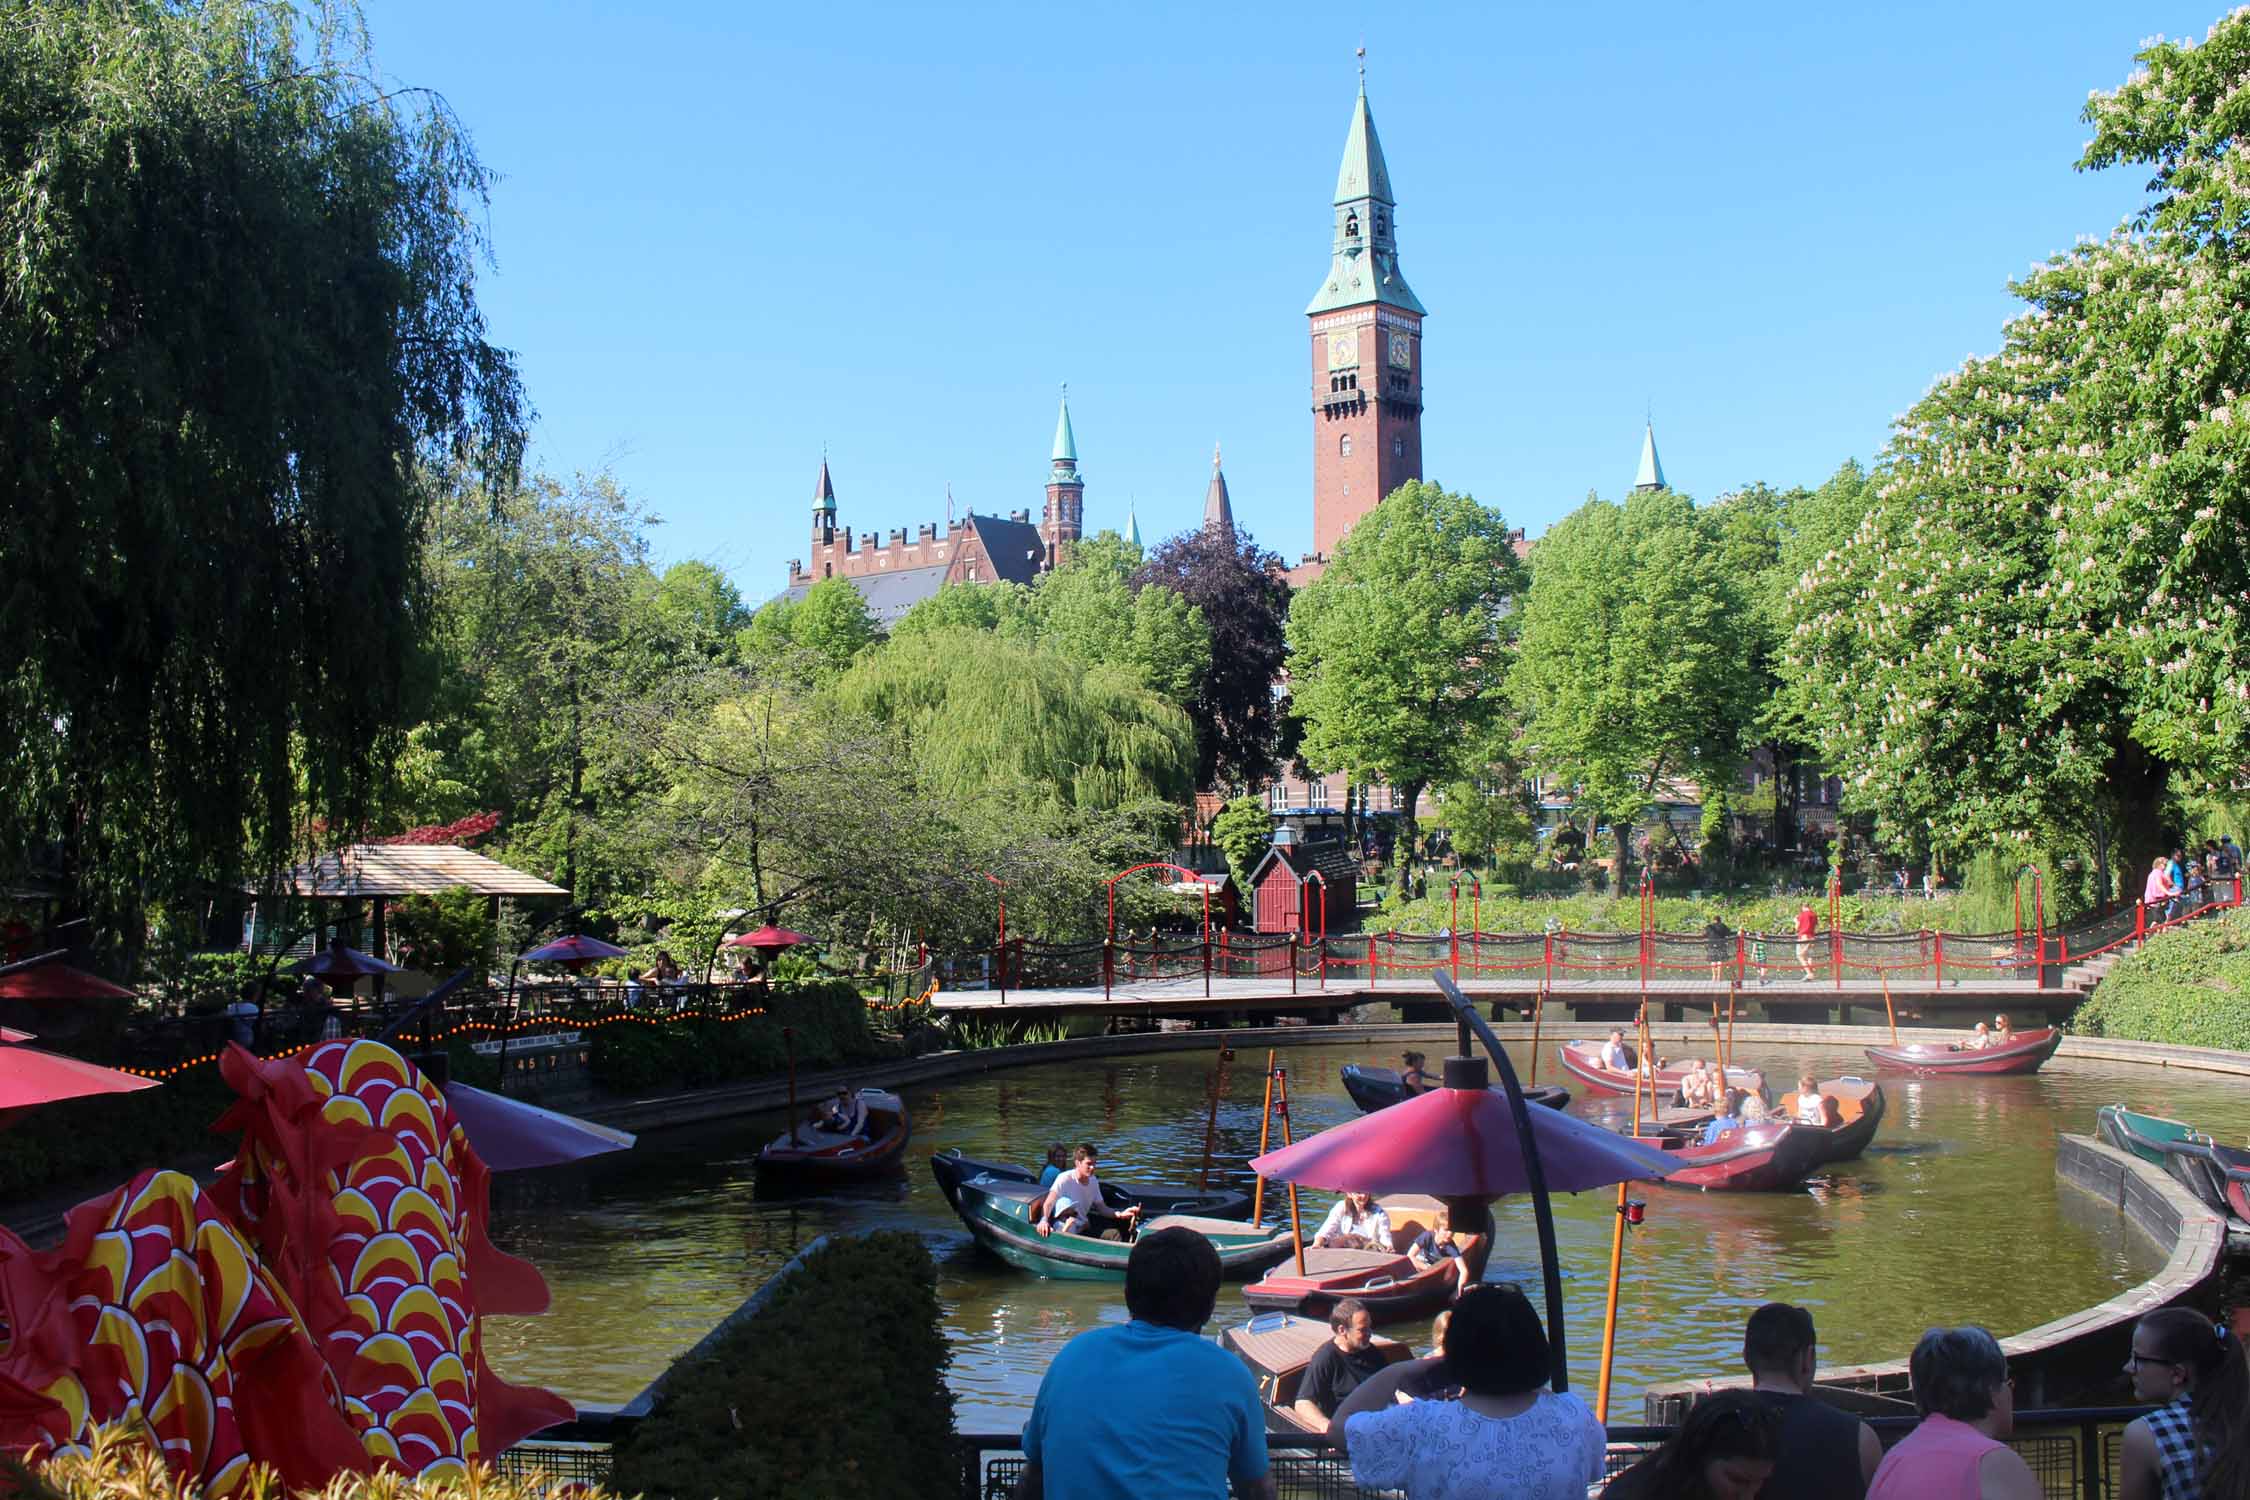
1528, 982, 1546, 1084
1252, 1051, 1276, 1224
1277, 1065, 1306, 1278
1595, 1182, 1631, 1421
1880, 970, 1899, 1045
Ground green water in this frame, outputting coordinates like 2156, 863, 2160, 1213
481, 1040, 2250, 1430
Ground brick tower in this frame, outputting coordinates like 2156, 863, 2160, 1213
1307, 69, 1424, 560
1042, 388, 1084, 569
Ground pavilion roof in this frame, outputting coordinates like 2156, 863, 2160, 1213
250, 844, 567, 899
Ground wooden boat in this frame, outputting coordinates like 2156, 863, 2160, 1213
1630, 1120, 1830, 1191
754, 1089, 910, 1181
1339, 1064, 1569, 1116
928, 1152, 1291, 1280
1557, 1041, 1755, 1098
1775, 1078, 1887, 1167
1221, 1311, 1416, 1433
927, 1147, 1253, 1222
1240, 1195, 1458, 1324
1863, 1027, 2061, 1077
2097, 1105, 2239, 1219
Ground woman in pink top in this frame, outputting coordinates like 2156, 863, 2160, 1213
2145, 856, 2178, 917
1867, 1327, 2042, 1500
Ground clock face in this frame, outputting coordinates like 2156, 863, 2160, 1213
1327, 329, 1360, 371
1389, 332, 1413, 371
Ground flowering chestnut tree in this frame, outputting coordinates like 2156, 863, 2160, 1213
1780, 15, 2250, 893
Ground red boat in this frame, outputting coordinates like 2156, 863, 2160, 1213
754, 1088, 911, 1181
2209, 1143, 2250, 1225
1863, 1027, 2061, 1077
1774, 1078, 1887, 1167
1558, 1040, 1754, 1098
1240, 1196, 1458, 1324
1631, 1120, 1830, 1191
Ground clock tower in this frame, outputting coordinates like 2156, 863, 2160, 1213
1042, 388, 1083, 570
1307, 71, 1424, 560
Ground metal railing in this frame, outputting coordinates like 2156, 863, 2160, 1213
498, 1405, 2150, 1500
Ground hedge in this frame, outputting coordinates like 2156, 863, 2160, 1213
609, 1230, 958, 1500
1371, 889, 1981, 937
2071, 907, 2250, 1052
586, 979, 886, 1094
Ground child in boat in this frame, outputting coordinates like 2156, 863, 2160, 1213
1036, 1143, 1140, 1240
1407, 1203, 1463, 1271
1792, 1076, 1840, 1127
1399, 1051, 1432, 1093
1037, 1142, 1070, 1190
1314, 1191, 1393, 1251
1701, 1092, 1748, 1145
1966, 1021, 1992, 1050
815, 1089, 864, 1136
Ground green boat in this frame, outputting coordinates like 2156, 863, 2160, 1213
929, 1153, 1296, 1281
2097, 1104, 2202, 1166
2097, 1104, 2236, 1218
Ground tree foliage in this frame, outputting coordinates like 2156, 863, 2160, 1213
0, 0, 524, 937
1779, 14, 2250, 891
1211, 794, 1275, 884
1286, 482, 1525, 893
740, 576, 882, 683
1134, 522, 1295, 788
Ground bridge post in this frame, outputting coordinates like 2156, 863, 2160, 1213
1103, 939, 1113, 1002
1289, 933, 1298, 994
1931, 930, 1944, 992
1203, 936, 1211, 998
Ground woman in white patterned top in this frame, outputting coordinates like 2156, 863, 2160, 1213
1332, 1283, 1605, 1500
2119, 1307, 2250, 1500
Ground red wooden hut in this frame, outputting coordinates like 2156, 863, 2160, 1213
1246, 831, 1358, 937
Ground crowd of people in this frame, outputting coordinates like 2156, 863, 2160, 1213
1017, 1229, 2250, 1500
2144, 840, 2243, 925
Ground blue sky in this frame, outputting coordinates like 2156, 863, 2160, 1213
363, 2, 2217, 602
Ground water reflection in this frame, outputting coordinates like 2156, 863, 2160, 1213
484, 1040, 2247, 1429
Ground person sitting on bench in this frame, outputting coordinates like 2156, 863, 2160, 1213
1037, 1143, 1141, 1240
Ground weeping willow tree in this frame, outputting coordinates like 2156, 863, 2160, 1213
832, 629, 1196, 813
0, 1, 523, 946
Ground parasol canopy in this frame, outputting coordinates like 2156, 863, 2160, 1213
0, 963, 136, 1003
1, 1027, 34, 1043
725, 924, 809, 955
1251, 1073, 1679, 1196
518, 935, 628, 971
440, 1081, 636, 1172
0, 1038, 158, 1120
294, 940, 402, 979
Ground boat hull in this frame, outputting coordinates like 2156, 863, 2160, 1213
1635, 1121, 1829, 1191
754, 1091, 910, 1181
929, 1153, 1290, 1280
1777, 1079, 1886, 1167
1240, 1248, 1456, 1323
1339, 1065, 1568, 1116
927, 1148, 1252, 1221
1864, 1028, 2061, 1077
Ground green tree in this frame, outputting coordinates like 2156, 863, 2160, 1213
1286, 481, 1526, 895
1211, 795, 1275, 883
655, 561, 750, 664
0, 0, 524, 944
1510, 488, 1761, 891
1034, 560, 1211, 708
741, 577, 883, 683
1781, 16, 2250, 896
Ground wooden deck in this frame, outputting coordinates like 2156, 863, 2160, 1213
930, 973, 2081, 1026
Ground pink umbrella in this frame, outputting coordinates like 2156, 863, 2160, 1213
0, 963, 136, 1002
294, 940, 401, 979
440, 1081, 635, 1172
1, 1027, 34, 1043
725, 924, 810, 957
518, 935, 629, 973
0, 1038, 158, 1126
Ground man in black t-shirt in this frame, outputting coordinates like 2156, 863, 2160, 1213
1291, 1299, 1387, 1433
1743, 1303, 1882, 1500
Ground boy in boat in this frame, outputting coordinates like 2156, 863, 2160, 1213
1035, 1143, 1141, 1240
1293, 1299, 1387, 1435
1965, 1021, 1992, 1050
1792, 1076, 1840, 1128
1702, 1091, 1751, 1144
1314, 1191, 1392, 1251
1399, 1051, 1433, 1093
815, 1088, 865, 1137
1407, 1203, 1466, 1276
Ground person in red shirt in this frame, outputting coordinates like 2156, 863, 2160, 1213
1794, 903, 1820, 982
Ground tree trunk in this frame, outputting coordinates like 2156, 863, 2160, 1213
2107, 739, 2171, 901
1394, 779, 1426, 900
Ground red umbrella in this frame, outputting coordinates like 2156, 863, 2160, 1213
518, 935, 628, 973
0, 1038, 158, 1124
0, 1027, 33, 1043
725, 925, 809, 956
0, 963, 136, 1002
294, 941, 402, 979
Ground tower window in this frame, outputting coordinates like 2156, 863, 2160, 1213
1392, 436, 1405, 458
1345, 211, 1360, 238
1339, 434, 1352, 457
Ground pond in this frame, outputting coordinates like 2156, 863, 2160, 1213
482, 1037, 2250, 1431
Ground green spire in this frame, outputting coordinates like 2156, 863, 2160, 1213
1307, 70, 1423, 316
1333, 77, 1394, 207
1051, 386, 1078, 466
1634, 421, 1666, 492
1124, 501, 1141, 550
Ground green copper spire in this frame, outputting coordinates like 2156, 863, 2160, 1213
1307, 68, 1423, 316
1051, 386, 1078, 468
1124, 501, 1141, 550
1634, 420, 1666, 492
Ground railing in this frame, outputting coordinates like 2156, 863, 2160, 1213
498, 1405, 2150, 1500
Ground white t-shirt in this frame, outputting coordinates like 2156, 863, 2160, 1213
1795, 1093, 1831, 1126
1600, 1041, 1630, 1071
1049, 1171, 1104, 1226
1315, 1199, 1394, 1246
1344, 1388, 1606, 1500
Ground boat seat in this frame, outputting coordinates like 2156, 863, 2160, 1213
1144, 1212, 1267, 1237
1291, 1247, 1411, 1277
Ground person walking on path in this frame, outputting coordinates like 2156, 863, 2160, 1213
1865, 1327, 2042, 1500
1741, 1303, 1881, 1500
2146, 857, 2178, 926
2117, 1307, 2250, 1500
1017, 1227, 1274, 1500
1794, 903, 1820, 983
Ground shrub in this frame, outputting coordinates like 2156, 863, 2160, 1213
2071, 907, 2250, 1051
584, 979, 887, 1094
389, 884, 497, 983
610, 1231, 958, 1500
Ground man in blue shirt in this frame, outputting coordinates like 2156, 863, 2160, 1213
1018, 1227, 1274, 1500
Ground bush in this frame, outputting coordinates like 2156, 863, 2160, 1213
1368, 888, 1974, 937
2072, 907, 2250, 1051
585, 979, 886, 1094
610, 1231, 957, 1500
389, 884, 497, 983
